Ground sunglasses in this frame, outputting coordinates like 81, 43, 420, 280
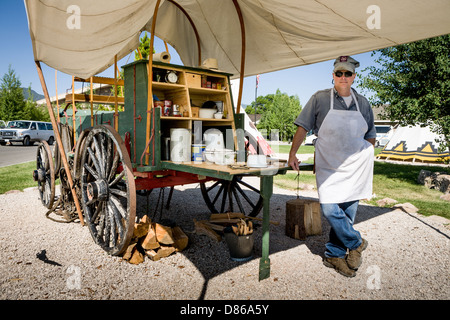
334, 71, 354, 77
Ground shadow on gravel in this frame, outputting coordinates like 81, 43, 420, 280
133, 183, 393, 300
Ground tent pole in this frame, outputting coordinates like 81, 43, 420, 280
114, 54, 119, 130
144, 0, 161, 165
71, 76, 77, 146
55, 70, 60, 122
35, 61, 85, 226
167, 0, 202, 66
90, 77, 94, 127
232, 0, 246, 114
163, 40, 169, 53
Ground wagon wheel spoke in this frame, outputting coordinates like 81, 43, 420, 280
80, 125, 136, 256
200, 176, 263, 217
220, 181, 229, 212
232, 185, 246, 213
211, 183, 225, 206
226, 181, 234, 212
35, 141, 55, 209
235, 181, 257, 210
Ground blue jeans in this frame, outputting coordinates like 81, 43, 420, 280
320, 200, 362, 258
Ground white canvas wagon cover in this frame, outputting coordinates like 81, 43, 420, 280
24, 0, 450, 79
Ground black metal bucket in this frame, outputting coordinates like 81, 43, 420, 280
224, 231, 254, 262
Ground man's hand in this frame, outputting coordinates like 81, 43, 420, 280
288, 154, 301, 171
288, 126, 308, 171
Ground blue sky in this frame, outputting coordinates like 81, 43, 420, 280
1, 1, 378, 107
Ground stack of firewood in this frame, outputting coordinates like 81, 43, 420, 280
194, 212, 279, 241
122, 215, 189, 264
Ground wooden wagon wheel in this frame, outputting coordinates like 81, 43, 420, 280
200, 176, 263, 217
53, 123, 74, 179
34, 140, 55, 209
73, 128, 91, 180
80, 125, 136, 256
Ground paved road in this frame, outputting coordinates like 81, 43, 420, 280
0, 144, 53, 168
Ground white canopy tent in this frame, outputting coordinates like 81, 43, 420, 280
25, 0, 450, 80
377, 125, 450, 163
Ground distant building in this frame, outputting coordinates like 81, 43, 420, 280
372, 104, 398, 126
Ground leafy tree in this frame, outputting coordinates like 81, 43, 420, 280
245, 94, 274, 115
0, 65, 25, 121
358, 35, 449, 153
22, 86, 50, 121
256, 89, 302, 141
134, 32, 155, 60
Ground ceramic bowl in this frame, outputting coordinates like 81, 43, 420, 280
247, 154, 267, 167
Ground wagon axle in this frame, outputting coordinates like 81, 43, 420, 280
33, 168, 46, 183
86, 179, 109, 202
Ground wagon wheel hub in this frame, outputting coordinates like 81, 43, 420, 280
33, 168, 46, 182
87, 179, 109, 202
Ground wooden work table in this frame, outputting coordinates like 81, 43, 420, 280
161, 160, 313, 280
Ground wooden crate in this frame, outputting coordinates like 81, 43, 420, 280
186, 73, 201, 88
191, 106, 200, 118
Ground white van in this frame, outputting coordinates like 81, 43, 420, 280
0, 120, 54, 146
304, 130, 317, 145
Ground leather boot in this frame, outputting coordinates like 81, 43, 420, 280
323, 257, 356, 277
347, 238, 368, 270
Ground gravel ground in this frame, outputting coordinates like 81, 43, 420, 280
1, 175, 449, 301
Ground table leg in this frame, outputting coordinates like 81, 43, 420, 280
259, 174, 273, 281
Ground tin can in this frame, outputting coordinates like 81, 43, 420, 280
163, 100, 172, 116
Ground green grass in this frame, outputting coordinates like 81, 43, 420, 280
269, 144, 315, 154
0, 161, 38, 194
274, 161, 450, 219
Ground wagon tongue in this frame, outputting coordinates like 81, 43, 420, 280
87, 179, 109, 202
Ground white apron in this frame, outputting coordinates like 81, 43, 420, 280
315, 89, 374, 204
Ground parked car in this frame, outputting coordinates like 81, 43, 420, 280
375, 125, 394, 147
0, 120, 6, 129
304, 130, 317, 145
0, 120, 54, 146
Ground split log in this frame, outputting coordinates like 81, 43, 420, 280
172, 226, 189, 251
157, 246, 176, 258
154, 223, 175, 245
145, 246, 176, 261
201, 221, 225, 232
122, 220, 189, 264
144, 249, 159, 261
129, 247, 144, 265
194, 219, 222, 242
207, 218, 242, 224
140, 224, 160, 250
210, 213, 245, 220
122, 242, 144, 264
122, 242, 137, 261
134, 218, 150, 238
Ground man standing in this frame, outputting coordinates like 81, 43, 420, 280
288, 56, 376, 277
